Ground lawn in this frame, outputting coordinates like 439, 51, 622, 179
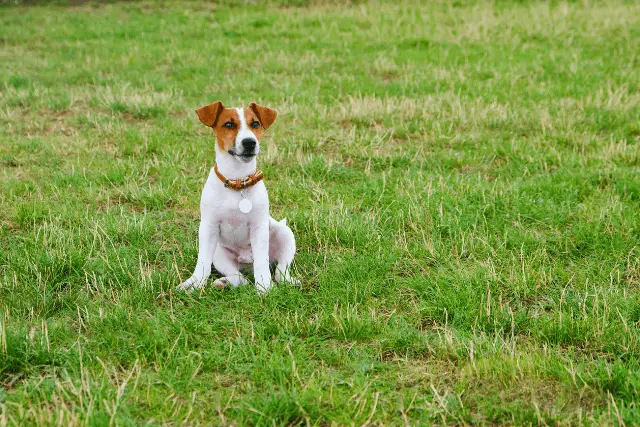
1, 0, 639, 424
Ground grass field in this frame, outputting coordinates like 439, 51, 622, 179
1, 0, 639, 424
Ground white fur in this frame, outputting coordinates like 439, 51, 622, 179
178, 109, 296, 294
234, 107, 260, 156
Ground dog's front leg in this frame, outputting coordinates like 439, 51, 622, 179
250, 219, 272, 294
178, 217, 218, 291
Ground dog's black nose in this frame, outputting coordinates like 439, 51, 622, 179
242, 138, 257, 151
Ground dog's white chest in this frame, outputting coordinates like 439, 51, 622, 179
216, 195, 251, 247
219, 217, 251, 249
200, 170, 269, 255
215, 188, 267, 252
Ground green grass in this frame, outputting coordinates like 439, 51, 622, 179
1, 0, 639, 424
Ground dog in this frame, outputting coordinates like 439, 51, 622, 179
178, 101, 296, 294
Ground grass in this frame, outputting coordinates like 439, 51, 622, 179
1, 0, 639, 424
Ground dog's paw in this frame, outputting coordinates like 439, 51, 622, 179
255, 280, 273, 295
177, 276, 205, 292
212, 277, 231, 290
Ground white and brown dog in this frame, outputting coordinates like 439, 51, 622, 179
178, 101, 296, 294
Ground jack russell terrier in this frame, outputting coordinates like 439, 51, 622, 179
178, 101, 296, 294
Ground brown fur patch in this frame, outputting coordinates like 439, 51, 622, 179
243, 108, 263, 141
212, 109, 240, 151
250, 102, 277, 130
195, 101, 224, 127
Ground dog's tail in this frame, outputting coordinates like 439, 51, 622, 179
269, 217, 288, 228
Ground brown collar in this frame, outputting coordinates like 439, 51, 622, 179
214, 164, 264, 191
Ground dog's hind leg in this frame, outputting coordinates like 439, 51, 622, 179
269, 218, 298, 284
211, 245, 247, 289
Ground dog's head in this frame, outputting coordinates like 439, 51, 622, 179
195, 102, 277, 163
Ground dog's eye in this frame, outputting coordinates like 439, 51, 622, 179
251, 121, 260, 129
223, 122, 236, 129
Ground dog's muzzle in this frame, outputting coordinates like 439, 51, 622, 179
241, 138, 257, 152
229, 138, 259, 163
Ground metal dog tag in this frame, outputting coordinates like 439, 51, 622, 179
239, 198, 252, 213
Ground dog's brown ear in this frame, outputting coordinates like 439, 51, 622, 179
196, 101, 224, 127
250, 102, 277, 130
